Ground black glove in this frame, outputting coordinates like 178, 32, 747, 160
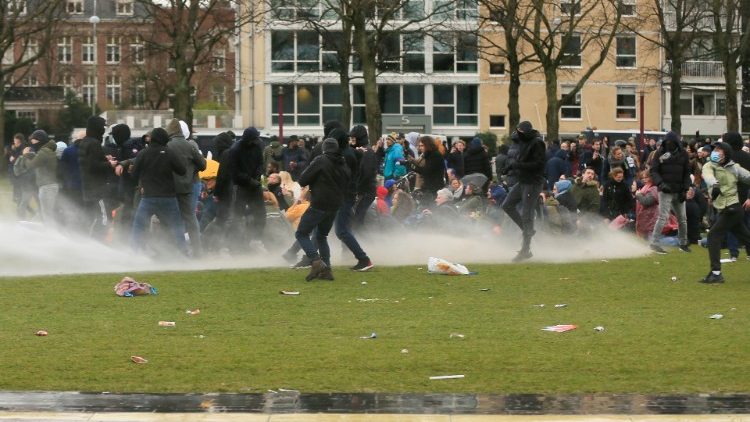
711, 186, 721, 201
660, 184, 672, 194
677, 191, 686, 203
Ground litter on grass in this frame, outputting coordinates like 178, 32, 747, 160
554, 304, 568, 308
35, 330, 48, 336
710, 314, 724, 319
158, 321, 176, 327
186, 308, 201, 315
479, 288, 490, 292
449, 333, 465, 339
130, 356, 148, 364
594, 326, 605, 332
542, 324, 578, 332
534, 304, 546, 308
359, 332, 377, 339
280, 290, 300, 295
429, 375, 465, 380
720, 258, 734, 263
401, 349, 409, 354
114, 277, 157, 297
361, 281, 367, 285
427, 257, 474, 275
671, 276, 678, 281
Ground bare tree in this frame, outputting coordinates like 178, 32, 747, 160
710, 0, 750, 132
477, 0, 536, 132
520, 0, 622, 142
133, 0, 260, 128
0, 0, 64, 145
629, 0, 712, 134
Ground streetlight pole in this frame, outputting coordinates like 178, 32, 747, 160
277, 86, 284, 140
639, 89, 645, 153
89, 0, 100, 110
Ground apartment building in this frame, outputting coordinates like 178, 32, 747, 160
236, 0, 685, 139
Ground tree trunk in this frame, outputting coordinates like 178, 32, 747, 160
543, 68, 559, 142
173, 64, 193, 127
0, 95, 6, 156
339, 72, 352, 128
724, 62, 739, 132
507, 59, 521, 134
354, 27, 381, 144
669, 64, 682, 134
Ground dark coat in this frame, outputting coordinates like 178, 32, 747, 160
131, 143, 187, 197
355, 147, 378, 195
514, 130, 546, 184
545, 149, 571, 189
446, 150, 465, 178
601, 179, 634, 219
650, 140, 691, 194
298, 150, 350, 212
463, 142, 492, 182
78, 135, 113, 202
223, 136, 264, 201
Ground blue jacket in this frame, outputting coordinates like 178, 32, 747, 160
384, 142, 405, 179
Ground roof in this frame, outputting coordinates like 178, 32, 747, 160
3, 86, 65, 103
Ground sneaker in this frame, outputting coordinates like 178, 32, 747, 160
511, 250, 533, 263
700, 272, 725, 284
730, 256, 738, 262
650, 244, 668, 254
678, 245, 691, 253
351, 258, 374, 272
291, 256, 311, 269
318, 266, 335, 281
282, 250, 297, 264
306, 259, 326, 281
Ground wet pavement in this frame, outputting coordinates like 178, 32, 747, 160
0, 392, 749, 415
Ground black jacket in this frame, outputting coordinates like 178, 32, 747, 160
650, 141, 691, 193
446, 151, 465, 178
355, 147, 378, 194
413, 150, 445, 194
78, 135, 113, 202
463, 143, 492, 182
514, 130, 546, 184
731, 149, 750, 202
298, 151, 350, 211
224, 136, 264, 198
131, 144, 186, 197
601, 179, 634, 219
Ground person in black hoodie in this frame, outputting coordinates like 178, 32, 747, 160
296, 138, 350, 282
501, 121, 546, 262
350, 125, 377, 229
223, 127, 266, 251
648, 131, 692, 254
463, 137, 492, 190
130, 127, 187, 255
78, 116, 117, 240
723, 132, 750, 260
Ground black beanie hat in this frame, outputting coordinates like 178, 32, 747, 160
328, 127, 349, 150
324, 120, 343, 138
349, 125, 368, 147
86, 116, 106, 140
110, 124, 131, 146
322, 138, 339, 154
723, 132, 743, 151
149, 127, 169, 146
30, 129, 49, 144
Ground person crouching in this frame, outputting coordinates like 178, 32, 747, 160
295, 138, 351, 281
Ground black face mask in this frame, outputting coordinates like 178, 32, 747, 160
268, 182, 280, 190
31, 141, 44, 152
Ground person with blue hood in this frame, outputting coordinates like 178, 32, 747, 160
648, 131, 691, 254
700, 140, 750, 283
295, 138, 351, 282
223, 127, 266, 252
545, 148, 572, 190
381, 134, 406, 180
501, 120, 546, 262
554, 179, 576, 233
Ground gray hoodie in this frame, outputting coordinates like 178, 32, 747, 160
165, 119, 207, 194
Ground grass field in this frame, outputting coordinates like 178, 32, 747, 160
0, 249, 748, 394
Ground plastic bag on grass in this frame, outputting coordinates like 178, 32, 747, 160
114, 277, 158, 297
427, 257, 472, 276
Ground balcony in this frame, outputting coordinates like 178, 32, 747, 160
664, 60, 726, 82
102, 110, 242, 132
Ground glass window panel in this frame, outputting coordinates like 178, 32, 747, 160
403, 106, 425, 114
323, 85, 342, 104
433, 54, 454, 71
353, 85, 365, 104
403, 54, 424, 71
272, 31, 294, 60
379, 85, 400, 114
457, 115, 477, 125
323, 106, 343, 123
456, 85, 477, 113
490, 115, 505, 127
353, 106, 367, 124
298, 115, 320, 125
297, 31, 320, 61
693, 93, 714, 115
402, 0, 424, 19
297, 85, 319, 113
434, 106, 454, 124
433, 85, 453, 104
403, 85, 424, 104
272, 62, 294, 72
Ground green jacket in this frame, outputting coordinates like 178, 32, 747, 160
14, 141, 58, 187
572, 178, 600, 214
702, 160, 750, 210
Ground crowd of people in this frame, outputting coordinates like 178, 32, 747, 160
4, 116, 750, 283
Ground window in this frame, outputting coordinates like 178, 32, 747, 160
353, 84, 425, 124
2, 47, 13, 65
58, 37, 72, 63
561, 34, 581, 67
82, 74, 96, 106
402, 85, 425, 114
402, 0, 425, 19
22, 39, 38, 61
271, 31, 319, 72
434, 0, 477, 20
133, 83, 146, 107
433, 33, 477, 73
693, 92, 716, 116
212, 49, 226, 72
322, 85, 343, 123
616, 86, 636, 119
490, 115, 506, 128
130, 37, 144, 63
616, 35, 636, 68
106, 36, 121, 64
82, 37, 95, 63
10, 0, 27, 15
16, 111, 37, 123
116, 0, 133, 15
489, 62, 505, 75
67, 0, 84, 14
618, 0, 635, 16
212, 85, 226, 106
560, 85, 581, 119
560, 0, 581, 15
433, 85, 478, 126
106, 75, 121, 106
23, 73, 38, 86
321, 32, 342, 72
270, 0, 320, 20
402, 34, 424, 72
271, 84, 320, 126
377, 33, 400, 72
61, 74, 74, 92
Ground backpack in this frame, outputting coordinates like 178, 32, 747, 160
114, 277, 157, 297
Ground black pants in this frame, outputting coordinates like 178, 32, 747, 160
708, 204, 750, 271
502, 181, 543, 251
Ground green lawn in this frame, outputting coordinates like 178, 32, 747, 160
0, 250, 748, 394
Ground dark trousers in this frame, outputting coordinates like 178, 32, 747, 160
727, 208, 750, 257
130, 196, 187, 254
335, 199, 367, 261
295, 206, 337, 267
502, 181, 543, 251
177, 192, 202, 256
708, 204, 750, 271
353, 190, 376, 229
